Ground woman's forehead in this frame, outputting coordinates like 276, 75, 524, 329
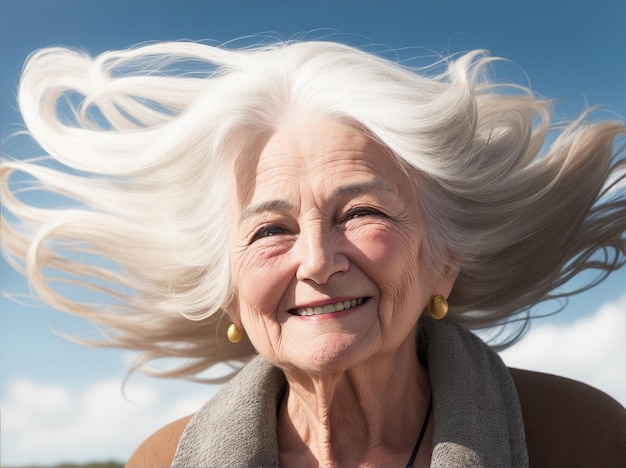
257, 120, 400, 179
233, 119, 408, 208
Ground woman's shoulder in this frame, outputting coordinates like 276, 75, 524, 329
510, 368, 626, 467
125, 414, 193, 468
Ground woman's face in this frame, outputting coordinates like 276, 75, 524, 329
229, 119, 455, 376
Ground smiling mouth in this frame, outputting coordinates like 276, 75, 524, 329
290, 297, 368, 316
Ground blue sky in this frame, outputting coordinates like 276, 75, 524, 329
1, 1, 625, 465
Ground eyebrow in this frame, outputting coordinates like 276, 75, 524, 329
238, 180, 395, 224
239, 199, 293, 224
333, 180, 394, 197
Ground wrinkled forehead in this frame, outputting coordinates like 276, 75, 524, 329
231, 118, 411, 211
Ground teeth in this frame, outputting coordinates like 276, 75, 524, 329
292, 297, 365, 316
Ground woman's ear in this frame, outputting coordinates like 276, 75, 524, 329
225, 294, 241, 326
435, 264, 459, 298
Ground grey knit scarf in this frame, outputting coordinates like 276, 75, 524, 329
172, 317, 529, 467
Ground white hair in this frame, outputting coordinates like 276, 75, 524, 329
2, 40, 625, 379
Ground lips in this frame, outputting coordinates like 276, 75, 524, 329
290, 297, 368, 316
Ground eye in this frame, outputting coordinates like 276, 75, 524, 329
344, 207, 386, 221
250, 225, 290, 243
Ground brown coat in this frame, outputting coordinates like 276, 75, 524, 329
127, 369, 626, 467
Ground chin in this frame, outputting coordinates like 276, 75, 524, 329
281, 333, 380, 378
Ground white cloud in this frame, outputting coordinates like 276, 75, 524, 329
498, 294, 626, 407
1, 376, 217, 466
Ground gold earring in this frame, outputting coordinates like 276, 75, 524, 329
227, 323, 243, 343
428, 295, 448, 320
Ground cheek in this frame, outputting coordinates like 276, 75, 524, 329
349, 225, 421, 277
349, 226, 428, 319
231, 251, 289, 355
231, 247, 294, 314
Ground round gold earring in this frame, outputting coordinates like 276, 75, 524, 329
227, 323, 243, 343
428, 295, 448, 320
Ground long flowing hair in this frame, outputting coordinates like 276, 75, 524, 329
2, 40, 625, 379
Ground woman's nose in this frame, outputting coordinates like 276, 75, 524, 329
294, 223, 349, 284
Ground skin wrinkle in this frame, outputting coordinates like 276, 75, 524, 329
280, 337, 432, 467
228, 118, 456, 466
239, 181, 396, 230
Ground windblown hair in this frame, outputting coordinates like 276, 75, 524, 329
2, 40, 625, 380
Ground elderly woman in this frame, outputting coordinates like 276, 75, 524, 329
2, 40, 625, 467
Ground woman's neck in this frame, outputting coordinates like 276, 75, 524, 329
277, 336, 432, 467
